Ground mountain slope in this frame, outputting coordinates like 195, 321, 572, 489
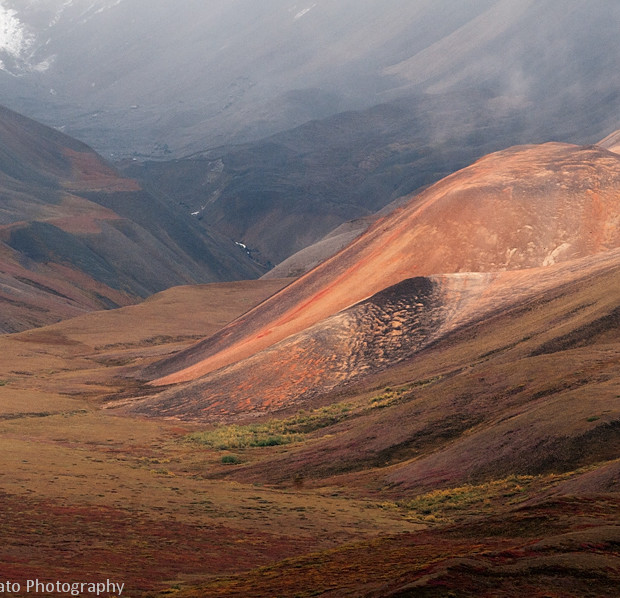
7, 1, 620, 268
221, 251, 619, 489
0, 242, 615, 597
138, 142, 620, 396
123, 89, 527, 266
123, 82, 620, 267
0, 105, 264, 332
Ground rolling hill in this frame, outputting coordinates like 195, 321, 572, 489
263, 127, 620, 277
112, 136, 618, 595
0, 138, 616, 597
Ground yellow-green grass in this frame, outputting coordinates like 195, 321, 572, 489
395, 472, 585, 523
187, 403, 353, 449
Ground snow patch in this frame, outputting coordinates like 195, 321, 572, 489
0, 1, 55, 73
0, 3, 32, 59
32, 56, 54, 72
294, 4, 317, 20
93, 0, 125, 16
50, 1, 76, 27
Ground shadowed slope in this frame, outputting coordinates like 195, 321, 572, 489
145, 142, 620, 389
262, 196, 412, 279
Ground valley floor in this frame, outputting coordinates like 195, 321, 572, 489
0, 278, 617, 597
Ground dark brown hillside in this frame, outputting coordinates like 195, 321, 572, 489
122, 91, 511, 266
0, 104, 96, 184
144, 142, 620, 389
0, 105, 264, 332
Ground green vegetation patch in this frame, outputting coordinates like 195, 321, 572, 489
187, 403, 353, 450
370, 387, 407, 409
187, 380, 438, 451
188, 423, 299, 449
187, 379, 441, 451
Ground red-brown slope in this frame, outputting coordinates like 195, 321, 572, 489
121, 248, 620, 421
212, 249, 619, 491
148, 142, 620, 386
0, 242, 135, 333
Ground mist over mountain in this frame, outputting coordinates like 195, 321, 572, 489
124, 83, 615, 266
0, 0, 619, 159
6, 0, 615, 266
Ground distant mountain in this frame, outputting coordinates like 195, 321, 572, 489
127, 140, 620, 420
0, 0, 619, 158
123, 72, 620, 266
0, 105, 263, 332
6, 0, 620, 267
262, 216, 377, 280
